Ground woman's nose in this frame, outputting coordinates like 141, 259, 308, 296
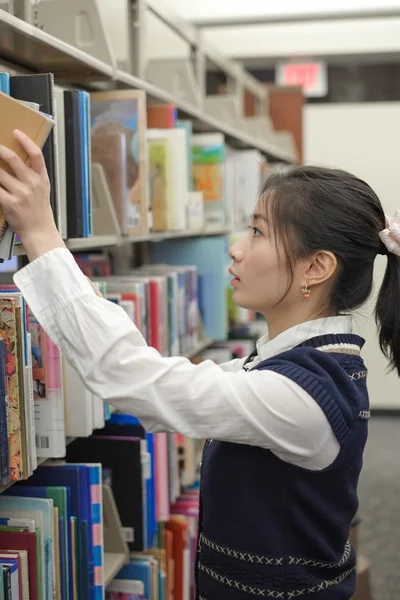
228, 243, 244, 262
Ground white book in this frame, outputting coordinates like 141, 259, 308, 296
92, 394, 105, 431
233, 149, 263, 227
25, 332, 37, 472
63, 357, 93, 437
146, 129, 188, 230
27, 309, 66, 459
54, 87, 68, 239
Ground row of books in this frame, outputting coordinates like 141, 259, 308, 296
0, 69, 282, 261
75, 256, 201, 359
0, 253, 207, 483
74, 228, 265, 346
0, 461, 103, 600
0, 431, 200, 600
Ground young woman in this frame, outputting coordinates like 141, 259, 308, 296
1, 130, 399, 600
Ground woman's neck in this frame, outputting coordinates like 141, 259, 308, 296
265, 307, 336, 341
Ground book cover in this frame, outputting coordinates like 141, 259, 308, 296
10, 74, 59, 231
147, 104, 177, 129
54, 86, 68, 239
192, 133, 226, 227
27, 308, 65, 458
105, 578, 144, 600
0, 531, 37, 600
176, 119, 193, 191
0, 298, 22, 481
91, 90, 148, 235
64, 90, 84, 239
91, 131, 129, 234
147, 137, 169, 232
146, 129, 188, 231
66, 436, 145, 551
78, 90, 92, 238
0, 339, 9, 486
151, 238, 228, 341
0, 91, 53, 254
6, 485, 69, 600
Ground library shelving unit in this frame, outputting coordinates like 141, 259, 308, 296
0, 0, 298, 588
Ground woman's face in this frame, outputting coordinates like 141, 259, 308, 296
228, 207, 305, 317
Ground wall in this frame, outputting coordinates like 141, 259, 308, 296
305, 102, 400, 409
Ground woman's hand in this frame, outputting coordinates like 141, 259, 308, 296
0, 129, 65, 261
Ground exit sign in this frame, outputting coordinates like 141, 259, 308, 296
275, 61, 327, 98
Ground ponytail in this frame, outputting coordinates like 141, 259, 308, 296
375, 252, 400, 376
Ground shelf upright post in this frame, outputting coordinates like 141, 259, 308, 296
128, 0, 147, 79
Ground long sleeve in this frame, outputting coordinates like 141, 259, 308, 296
14, 248, 339, 470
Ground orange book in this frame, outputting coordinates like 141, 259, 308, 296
165, 517, 189, 600
163, 528, 174, 600
147, 104, 177, 129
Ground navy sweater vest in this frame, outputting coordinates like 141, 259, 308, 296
196, 333, 369, 600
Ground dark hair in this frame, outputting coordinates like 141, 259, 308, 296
261, 165, 400, 375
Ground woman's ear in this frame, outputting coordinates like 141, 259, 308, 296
304, 251, 337, 287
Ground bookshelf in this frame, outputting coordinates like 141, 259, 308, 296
116, 71, 295, 162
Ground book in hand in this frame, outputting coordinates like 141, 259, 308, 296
0, 91, 54, 261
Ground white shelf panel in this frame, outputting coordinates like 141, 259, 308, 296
128, 226, 231, 243
0, 9, 113, 81
104, 552, 127, 587
66, 235, 120, 251
13, 228, 233, 256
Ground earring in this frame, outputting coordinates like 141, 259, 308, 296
302, 284, 311, 299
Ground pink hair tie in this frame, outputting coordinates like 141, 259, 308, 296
378, 211, 400, 257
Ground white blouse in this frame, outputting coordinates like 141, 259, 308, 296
14, 248, 348, 471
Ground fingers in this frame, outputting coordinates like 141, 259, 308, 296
0, 167, 26, 197
0, 144, 32, 183
0, 185, 14, 210
13, 129, 46, 175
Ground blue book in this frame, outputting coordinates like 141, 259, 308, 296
79, 91, 91, 238
24, 466, 86, 600
151, 236, 229, 341
116, 560, 153, 600
0, 73, 10, 95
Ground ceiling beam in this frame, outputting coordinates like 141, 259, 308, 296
193, 8, 400, 28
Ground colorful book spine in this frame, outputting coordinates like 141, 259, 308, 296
89, 465, 104, 600
0, 298, 22, 481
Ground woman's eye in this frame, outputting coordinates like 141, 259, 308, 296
248, 226, 261, 237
